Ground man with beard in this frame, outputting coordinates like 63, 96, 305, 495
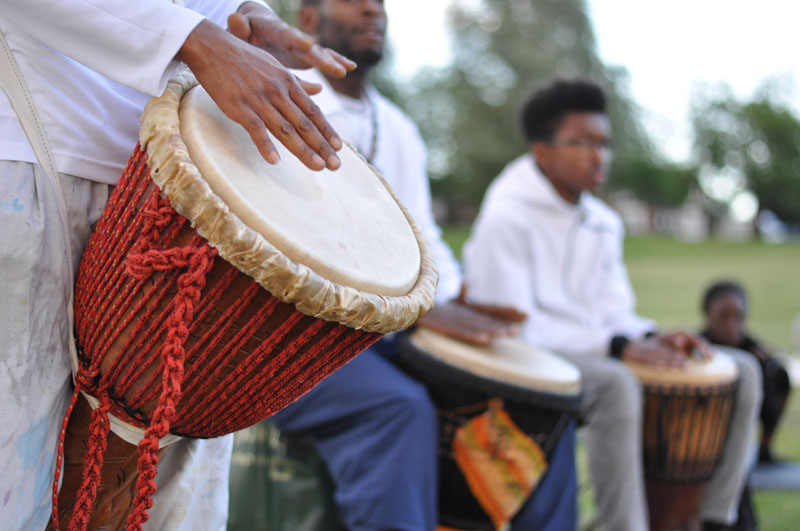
268, 1, 579, 530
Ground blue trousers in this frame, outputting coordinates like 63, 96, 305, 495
272, 342, 577, 531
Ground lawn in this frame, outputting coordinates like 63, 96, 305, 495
624, 236, 800, 354
442, 227, 800, 530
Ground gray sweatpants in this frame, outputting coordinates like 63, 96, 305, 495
565, 350, 761, 531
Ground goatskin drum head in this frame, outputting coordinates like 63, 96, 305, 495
408, 328, 582, 395
625, 348, 739, 386
178, 85, 421, 296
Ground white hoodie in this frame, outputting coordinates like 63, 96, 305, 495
463, 153, 654, 358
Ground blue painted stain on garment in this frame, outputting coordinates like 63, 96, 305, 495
16, 416, 47, 468
0, 198, 24, 212
16, 416, 55, 520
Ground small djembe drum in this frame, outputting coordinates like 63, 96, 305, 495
397, 328, 582, 531
625, 351, 739, 531
52, 72, 436, 530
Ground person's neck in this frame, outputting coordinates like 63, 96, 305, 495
534, 162, 580, 205
325, 66, 372, 99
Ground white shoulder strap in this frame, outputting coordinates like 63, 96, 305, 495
0, 30, 77, 366
0, 32, 62, 186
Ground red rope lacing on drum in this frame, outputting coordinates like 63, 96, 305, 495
54, 187, 217, 531
122, 193, 217, 530
56, 144, 382, 529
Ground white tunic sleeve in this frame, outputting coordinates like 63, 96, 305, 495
2, 0, 247, 96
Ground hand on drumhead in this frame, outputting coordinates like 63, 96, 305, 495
228, 4, 356, 79
177, 20, 343, 171
415, 286, 525, 346
621, 338, 688, 368
455, 284, 528, 324
657, 331, 714, 361
415, 302, 521, 346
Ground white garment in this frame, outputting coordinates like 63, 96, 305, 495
0, 1, 260, 528
294, 69, 462, 303
463, 153, 653, 358
0, 0, 244, 185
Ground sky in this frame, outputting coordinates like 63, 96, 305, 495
384, 0, 800, 164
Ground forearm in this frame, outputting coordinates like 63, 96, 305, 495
2, 0, 236, 95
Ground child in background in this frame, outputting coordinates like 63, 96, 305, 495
701, 280, 792, 464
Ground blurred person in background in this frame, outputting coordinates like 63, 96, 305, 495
701, 280, 792, 464
463, 77, 761, 531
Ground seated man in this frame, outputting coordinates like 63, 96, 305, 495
463, 78, 761, 531
266, 1, 579, 530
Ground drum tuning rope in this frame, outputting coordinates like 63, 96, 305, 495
123, 191, 217, 531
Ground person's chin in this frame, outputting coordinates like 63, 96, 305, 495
360, 49, 383, 66
583, 181, 602, 194
356, 32, 385, 49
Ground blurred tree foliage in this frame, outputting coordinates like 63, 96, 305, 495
267, 0, 697, 222
691, 79, 800, 225
390, 0, 697, 222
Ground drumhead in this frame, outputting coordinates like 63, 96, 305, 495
138, 72, 436, 333
407, 328, 582, 395
625, 348, 739, 386
179, 85, 420, 297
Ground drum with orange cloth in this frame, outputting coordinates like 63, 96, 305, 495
625, 351, 739, 531
51, 72, 436, 530
397, 327, 582, 531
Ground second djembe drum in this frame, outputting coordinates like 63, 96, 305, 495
398, 328, 582, 531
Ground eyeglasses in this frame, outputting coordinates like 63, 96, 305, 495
546, 138, 613, 153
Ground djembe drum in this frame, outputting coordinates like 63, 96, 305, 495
397, 328, 582, 531
626, 351, 739, 531
51, 72, 436, 530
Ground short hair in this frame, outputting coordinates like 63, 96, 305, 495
300, 0, 320, 7
701, 280, 747, 314
519, 78, 607, 143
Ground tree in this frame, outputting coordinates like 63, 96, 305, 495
394, 0, 685, 222
691, 79, 800, 225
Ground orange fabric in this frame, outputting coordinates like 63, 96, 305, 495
452, 399, 548, 531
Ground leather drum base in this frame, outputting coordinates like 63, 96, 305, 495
46, 394, 169, 530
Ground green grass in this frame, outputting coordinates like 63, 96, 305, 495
625, 236, 800, 353
441, 225, 471, 261
442, 227, 800, 530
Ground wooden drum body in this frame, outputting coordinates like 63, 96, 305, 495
55, 73, 436, 530
398, 328, 582, 531
626, 352, 739, 531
